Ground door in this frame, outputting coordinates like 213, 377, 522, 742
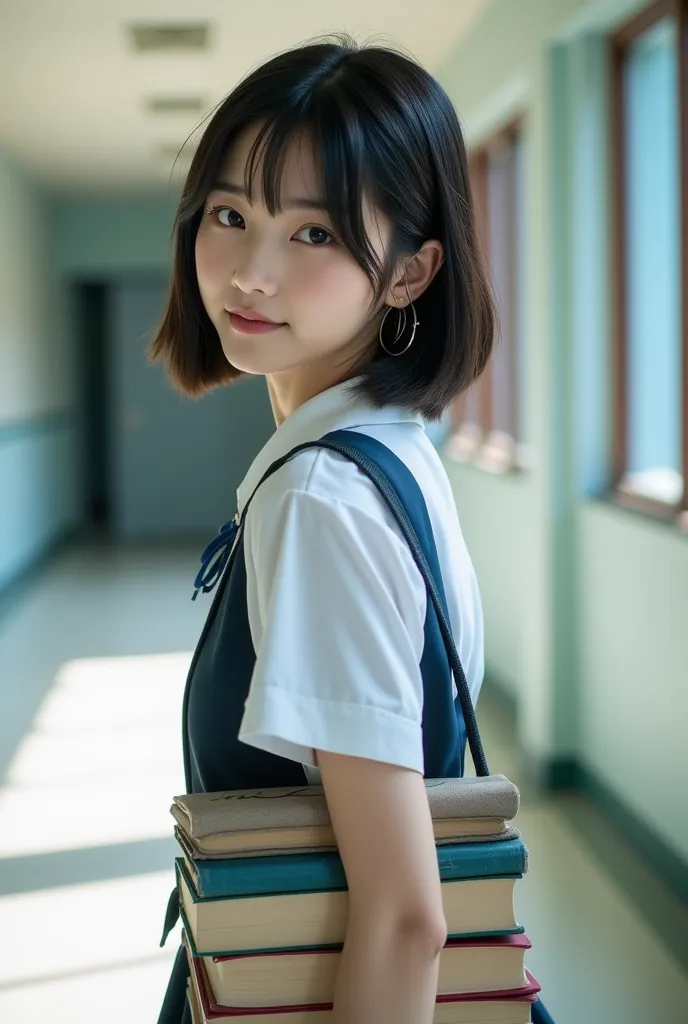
109, 278, 274, 539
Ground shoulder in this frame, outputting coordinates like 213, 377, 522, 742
244, 460, 422, 598
246, 445, 379, 522
245, 420, 446, 532
242, 427, 431, 620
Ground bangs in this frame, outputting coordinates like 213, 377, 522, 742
195, 100, 392, 302
247, 112, 389, 299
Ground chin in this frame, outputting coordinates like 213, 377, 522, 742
219, 338, 303, 377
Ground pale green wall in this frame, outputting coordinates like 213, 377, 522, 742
440, 0, 688, 865
439, 0, 598, 763
443, 464, 532, 697
0, 150, 78, 590
578, 505, 688, 862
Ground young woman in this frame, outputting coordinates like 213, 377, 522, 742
153, 36, 495, 1024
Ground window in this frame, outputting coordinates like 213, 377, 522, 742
611, 0, 688, 526
447, 121, 526, 472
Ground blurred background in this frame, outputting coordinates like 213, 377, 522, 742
0, 1, 687, 1021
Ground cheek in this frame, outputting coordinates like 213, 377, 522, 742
291, 256, 373, 320
195, 230, 228, 302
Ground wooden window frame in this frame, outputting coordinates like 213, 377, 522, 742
447, 118, 524, 474
610, 0, 688, 530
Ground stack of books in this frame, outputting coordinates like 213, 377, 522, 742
170, 776, 541, 1023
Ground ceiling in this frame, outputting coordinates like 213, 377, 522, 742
0, 0, 489, 195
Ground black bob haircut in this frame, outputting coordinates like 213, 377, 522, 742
151, 36, 495, 421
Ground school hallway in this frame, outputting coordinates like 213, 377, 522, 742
0, 541, 685, 1024
2, 0, 688, 1022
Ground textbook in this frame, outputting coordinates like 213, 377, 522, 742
184, 934, 541, 1023
178, 833, 529, 900
171, 776, 520, 858
203, 933, 531, 1007
177, 858, 523, 957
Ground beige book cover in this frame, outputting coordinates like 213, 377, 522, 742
171, 775, 519, 857
174, 822, 522, 861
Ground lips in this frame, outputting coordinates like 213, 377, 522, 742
226, 309, 286, 335
228, 308, 282, 325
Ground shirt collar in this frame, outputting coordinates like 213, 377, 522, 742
237, 377, 425, 514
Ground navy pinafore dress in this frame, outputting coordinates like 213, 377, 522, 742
156, 429, 553, 1023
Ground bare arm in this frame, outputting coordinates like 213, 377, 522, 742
316, 751, 447, 1024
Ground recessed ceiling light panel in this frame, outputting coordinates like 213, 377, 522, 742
145, 96, 207, 115
129, 23, 211, 53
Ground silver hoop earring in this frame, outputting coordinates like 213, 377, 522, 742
379, 300, 419, 357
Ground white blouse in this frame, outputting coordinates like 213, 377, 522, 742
237, 378, 484, 775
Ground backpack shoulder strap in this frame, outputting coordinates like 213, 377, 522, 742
239, 428, 489, 778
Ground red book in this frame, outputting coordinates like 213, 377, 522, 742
184, 935, 541, 1024
205, 934, 532, 1009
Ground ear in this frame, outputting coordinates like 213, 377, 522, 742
385, 240, 445, 308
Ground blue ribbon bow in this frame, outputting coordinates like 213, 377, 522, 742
192, 514, 240, 601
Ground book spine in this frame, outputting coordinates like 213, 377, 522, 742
193, 851, 345, 898
190, 840, 527, 898
187, 855, 201, 895
437, 841, 527, 880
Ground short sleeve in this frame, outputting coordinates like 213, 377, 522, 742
238, 484, 428, 773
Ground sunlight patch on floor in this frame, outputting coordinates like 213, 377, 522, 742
0, 871, 181, 1021
0, 652, 190, 857
0, 870, 180, 987
0, 647, 188, 1020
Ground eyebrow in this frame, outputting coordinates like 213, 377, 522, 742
211, 179, 328, 211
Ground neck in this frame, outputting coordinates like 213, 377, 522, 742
266, 353, 372, 427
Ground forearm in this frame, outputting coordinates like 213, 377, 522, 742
332, 907, 444, 1024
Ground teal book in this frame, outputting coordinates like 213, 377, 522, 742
176, 858, 524, 957
177, 831, 528, 899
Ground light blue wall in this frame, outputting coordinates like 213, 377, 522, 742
0, 150, 79, 593
0, 417, 78, 591
48, 194, 277, 541
0, 177, 179, 594
48, 195, 179, 546
108, 278, 275, 539
51, 196, 178, 275
625, 21, 681, 476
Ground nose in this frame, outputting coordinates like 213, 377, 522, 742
231, 239, 279, 297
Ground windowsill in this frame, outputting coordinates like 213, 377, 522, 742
605, 488, 688, 534
443, 428, 531, 476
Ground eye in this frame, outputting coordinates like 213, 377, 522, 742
293, 226, 334, 246
208, 205, 245, 229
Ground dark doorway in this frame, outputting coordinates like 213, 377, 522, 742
75, 281, 110, 531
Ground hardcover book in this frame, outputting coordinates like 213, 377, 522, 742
202, 933, 532, 1007
184, 934, 541, 1023
179, 834, 528, 900
172, 776, 520, 858
176, 858, 523, 958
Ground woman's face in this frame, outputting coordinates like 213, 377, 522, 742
195, 123, 389, 382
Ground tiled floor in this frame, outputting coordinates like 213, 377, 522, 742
0, 542, 686, 1023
